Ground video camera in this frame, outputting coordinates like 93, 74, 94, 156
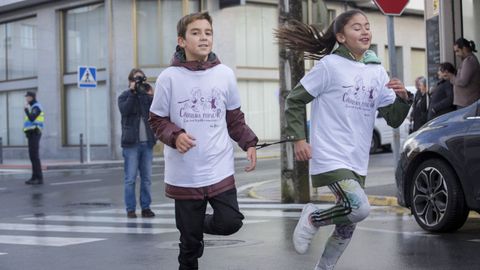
134, 75, 150, 94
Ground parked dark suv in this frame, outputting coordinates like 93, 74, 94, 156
395, 100, 480, 232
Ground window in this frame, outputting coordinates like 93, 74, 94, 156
235, 4, 278, 68
0, 90, 35, 146
238, 80, 280, 140
65, 84, 108, 145
64, 4, 106, 73
0, 17, 37, 81
135, 0, 201, 67
410, 48, 426, 86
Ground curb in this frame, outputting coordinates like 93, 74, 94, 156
247, 181, 401, 207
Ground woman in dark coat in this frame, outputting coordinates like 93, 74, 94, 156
410, 76, 428, 132
428, 62, 456, 121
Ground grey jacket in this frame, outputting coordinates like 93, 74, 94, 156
452, 54, 480, 107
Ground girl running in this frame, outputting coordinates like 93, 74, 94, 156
276, 9, 412, 270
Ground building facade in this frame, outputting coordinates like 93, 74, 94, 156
0, 0, 425, 161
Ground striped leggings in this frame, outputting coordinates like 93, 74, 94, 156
311, 179, 370, 270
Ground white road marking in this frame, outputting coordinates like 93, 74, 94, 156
0, 187, 6, 191
0, 235, 105, 247
49, 179, 103, 186
89, 209, 302, 218
151, 173, 163, 177
468, 239, 480, 243
0, 252, 7, 255
150, 203, 338, 210
357, 226, 439, 237
23, 215, 266, 225
0, 223, 177, 235
236, 180, 277, 194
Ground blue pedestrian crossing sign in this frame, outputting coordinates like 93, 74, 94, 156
78, 66, 97, 88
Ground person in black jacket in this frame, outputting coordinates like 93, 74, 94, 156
118, 68, 156, 218
428, 63, 456, 121
410, 76, 428, 133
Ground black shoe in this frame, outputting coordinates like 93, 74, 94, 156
141, 209, 155, 218
25, 178, 43, 185
127, 211, 137, 218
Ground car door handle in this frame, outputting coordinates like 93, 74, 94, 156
466, 116, 480, 120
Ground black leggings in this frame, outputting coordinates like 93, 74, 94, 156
175, 188, 244, 270
26, 130, 43, 180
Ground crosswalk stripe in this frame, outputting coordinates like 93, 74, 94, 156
149, 203, 336, 210
50, 179, 102, 186
0, 223, 178, 234
0, 252, 7, 255
0, 235, 105, 247
89, 209, 302, 218
469, 239, 480, 243
23, 215, 267, 225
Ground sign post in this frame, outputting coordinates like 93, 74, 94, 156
77, 66, 97, 163
373, 0, 409, 168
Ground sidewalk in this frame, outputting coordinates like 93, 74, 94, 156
0, 144, 281, 171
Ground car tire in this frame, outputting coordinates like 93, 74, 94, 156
370, 132, 380, 154
410, 159, 469, 232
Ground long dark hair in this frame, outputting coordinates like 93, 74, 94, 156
455, 38, 477, 53
275, 9, 367, 60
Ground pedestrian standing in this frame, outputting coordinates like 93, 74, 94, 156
149, 12, 258, 270
428, 63, 455, 121
24, 91, 44, 185
276, 10, 412, 270
118, 68, 156, 219
410, 76, 428, 132
447, 38, 480, 109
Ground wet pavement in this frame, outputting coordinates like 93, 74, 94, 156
0, 154, 479, 270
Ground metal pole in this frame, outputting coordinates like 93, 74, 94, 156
387, 15, 401, 167
85, 88, 91, 163
80, 133, 84, 164
0, 137, 3, 164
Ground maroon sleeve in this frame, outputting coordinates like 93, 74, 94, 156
148, 112, 185, 149
226, 108, 258, 151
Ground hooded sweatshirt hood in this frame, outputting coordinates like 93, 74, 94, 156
170, 46, 221, 71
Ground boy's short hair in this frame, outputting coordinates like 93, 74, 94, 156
177, 11, 212, 38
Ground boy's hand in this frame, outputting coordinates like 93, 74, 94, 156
245, 147, 257, 172
175, 133, 196, 154
386, 78, 408, 101
294, 139, 312, 161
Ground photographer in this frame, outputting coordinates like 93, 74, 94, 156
118, 68, 156, 218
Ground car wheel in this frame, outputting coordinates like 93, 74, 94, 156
410, 159, 469, 232
370, 132, 380, 154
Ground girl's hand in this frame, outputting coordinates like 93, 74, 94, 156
294, 139, 312, 161
245, 147, 257, 172
386, 78, 408, 101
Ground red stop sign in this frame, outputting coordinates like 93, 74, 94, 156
374, 0, 409, 16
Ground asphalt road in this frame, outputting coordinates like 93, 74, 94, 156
0, 157, 479, 270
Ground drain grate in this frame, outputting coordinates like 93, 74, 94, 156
157, 239, 262, 250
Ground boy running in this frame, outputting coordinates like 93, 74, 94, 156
149, 12, 258, 270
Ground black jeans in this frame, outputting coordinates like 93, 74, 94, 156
26, 130, 43, 180
175, 188, 244, 270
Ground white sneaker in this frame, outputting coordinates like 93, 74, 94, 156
293, 203, 319, 254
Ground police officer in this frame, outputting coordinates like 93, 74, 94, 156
24, 91, 44, 185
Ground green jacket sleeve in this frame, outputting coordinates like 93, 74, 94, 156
285, 83, 315, 140
377, 96, 413, 128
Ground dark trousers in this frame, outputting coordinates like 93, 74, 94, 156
26, 130, 43, 180
175, 188, 244, 270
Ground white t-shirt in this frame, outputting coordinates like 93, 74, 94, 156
150, 64, 241, 188
300, 54, 396, 176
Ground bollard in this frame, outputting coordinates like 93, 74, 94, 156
80, 133, 84, 164
0, 137, 3, 164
